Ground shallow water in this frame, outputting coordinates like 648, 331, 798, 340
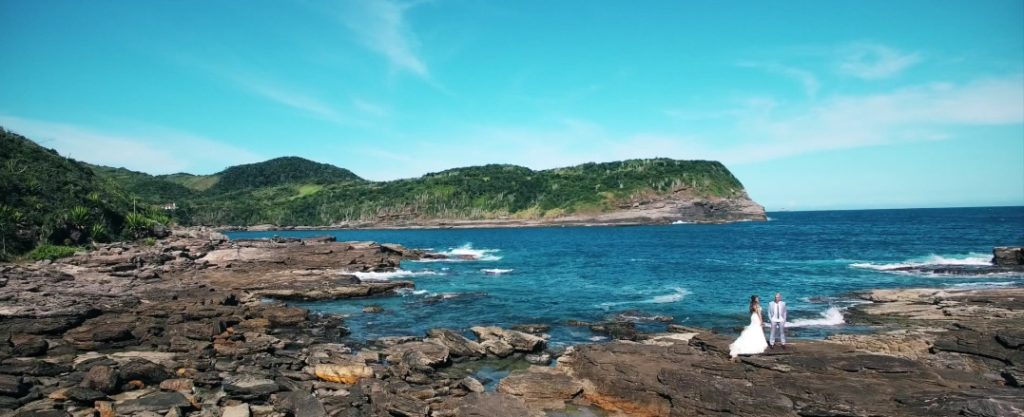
229, 207, 1024, 345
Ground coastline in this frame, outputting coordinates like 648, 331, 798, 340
0, 230, 1020, 417
218, 214, 767, 233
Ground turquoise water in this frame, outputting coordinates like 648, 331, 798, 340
228, 207, 1024, 346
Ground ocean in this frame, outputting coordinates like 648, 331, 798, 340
227, 206, 1024, 346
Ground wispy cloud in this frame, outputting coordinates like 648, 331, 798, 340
339, 0, 429, 78
837, 43, 921, 79
738, 61, 821, 97
352, 97, 389, 117
238, 78, 349, 124
354, 74, 1023, 180
0, 115, 264, 175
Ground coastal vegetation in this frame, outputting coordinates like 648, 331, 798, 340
95, 157, 749, 227
2, 127, 753, 254
0, 129, 172, 258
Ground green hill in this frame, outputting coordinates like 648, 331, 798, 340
2, 127, 763, 242
207, 156, 363, 194
91, 156, 761, 227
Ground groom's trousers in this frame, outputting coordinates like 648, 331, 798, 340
769, 321, 786, 345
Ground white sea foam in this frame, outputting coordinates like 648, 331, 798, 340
671, 220, 693, 225
414, 244, 503, 262
598, 287, 691, 308
395, 288, 430, 296
481, 268, 514, 275
650, 288, 693, 303
350, 270, 440, 281
948, 281, 1019, 289
786, 307, 845, 327
850, 253, 993, 271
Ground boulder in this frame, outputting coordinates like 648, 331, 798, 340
223, 375, 279, 399
439, 393, 539, 417
271, 391, 327, 417
0, 358, 70, 377
221, 403, 250, 417
384, 341, 450, 368
158, 378, 193, 393
81, 365, 120, 394
115, 391, 190, 414
993, 247, 1024, 266
312, 364, 373, 384
62, 316, 136, 350
425, 329, 486, 358
471, 327, 545, 352
261, 306, 308, 327
496, 368, 583, 409
62, 387, 107, 403
118, 359, 171, 385
459, 377, 485, 393
480, 340, 514, 358
9, 335, 48, 357
369, 391, 429, 417
0, 374, 26, 397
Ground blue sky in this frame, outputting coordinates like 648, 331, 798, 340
1, 0, 1022, 210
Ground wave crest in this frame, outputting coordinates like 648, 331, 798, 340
787, 307, 845, 327
349, 270, 439, 281
850, 253, 992, 271
415, 244, 503, 262
481, 268, 514, 275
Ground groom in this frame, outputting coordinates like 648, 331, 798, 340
768, 292, 787, 349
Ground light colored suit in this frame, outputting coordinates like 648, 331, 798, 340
768, 300, 787, 345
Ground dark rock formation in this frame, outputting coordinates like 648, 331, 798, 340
993, 246, 1024, 266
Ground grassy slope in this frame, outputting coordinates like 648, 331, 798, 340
94, 157, 751, 226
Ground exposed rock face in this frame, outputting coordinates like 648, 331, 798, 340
560, 334, 1022, 417
426, 329, 486, 358
496, 367, 583, 410
993, 246, 1024, 266
470, 326, 546, 353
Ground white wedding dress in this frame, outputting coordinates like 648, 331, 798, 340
729, 312, 768, 358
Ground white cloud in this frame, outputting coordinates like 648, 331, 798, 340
339, 0, 429, 78
738, 61, 821, 97
0, 115, 264, 175
354, 74, 1024, 180
837, 43, 921, 79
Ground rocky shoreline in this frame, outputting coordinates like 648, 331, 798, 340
220, 195, 768, 232
1, 232, 1021, 417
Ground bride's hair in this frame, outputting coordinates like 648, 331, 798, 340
749, 295, 760, 314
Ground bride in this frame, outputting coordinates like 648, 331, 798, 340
729, 295, 768, 358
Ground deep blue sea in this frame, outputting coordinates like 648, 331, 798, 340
228, 207, 1024, 346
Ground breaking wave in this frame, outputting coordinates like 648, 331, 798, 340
786, 307, 845, 327
415, 244, 503, 262
481, 268, 514, 275
599, 287, 691, 308
850, 253, 992, 271
350, 270, 440, 281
